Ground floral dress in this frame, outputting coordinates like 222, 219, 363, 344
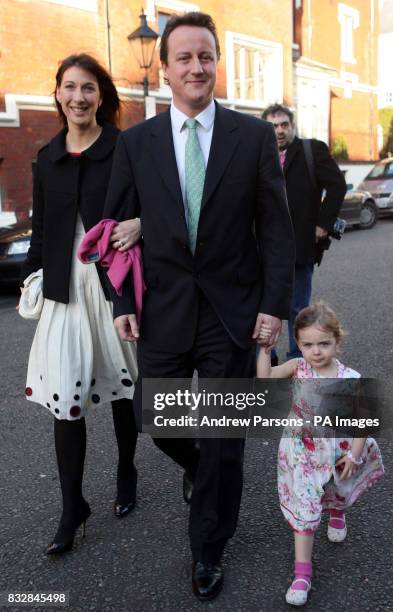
277, 358, 384, 533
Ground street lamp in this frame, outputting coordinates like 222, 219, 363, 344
128, 9, 159, 98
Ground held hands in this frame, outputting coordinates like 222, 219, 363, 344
259, 324, 272, 353
110, 218, 142, 252
252, 313, 282, 349
114, 314, 139, 342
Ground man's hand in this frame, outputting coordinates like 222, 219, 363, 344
252, 313, 282, 348
315, 225, 328, 242
110, 218, 142, 252
114, 314, 139, 342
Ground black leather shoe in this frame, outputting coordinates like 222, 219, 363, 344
192, 562, 223, 601
114, 499, 136, 518
183, 472, 194, 504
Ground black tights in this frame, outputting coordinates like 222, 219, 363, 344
111, 398, 138, 505
53, 398, 138, 529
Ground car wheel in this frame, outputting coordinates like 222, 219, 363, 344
359, 200, 378, 229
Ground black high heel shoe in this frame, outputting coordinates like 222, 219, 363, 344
46, 502, 91, 555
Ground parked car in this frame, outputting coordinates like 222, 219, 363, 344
340, 186, 378, 230
358, 157, 393, 216
0, 218, 32, 285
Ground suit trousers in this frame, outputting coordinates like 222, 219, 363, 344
134, 292, 255, 563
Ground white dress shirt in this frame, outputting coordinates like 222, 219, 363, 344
170, 99, 215, 223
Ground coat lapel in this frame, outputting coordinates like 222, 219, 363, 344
201, 102, 239, 209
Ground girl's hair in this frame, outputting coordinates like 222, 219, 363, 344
294, 301, 344, 343
54, 53, 120, 127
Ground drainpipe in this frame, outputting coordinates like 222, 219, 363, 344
369, 0, 375, 160
105, 0, 112, 72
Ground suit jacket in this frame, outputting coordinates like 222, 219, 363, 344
104, 102, 295, 352
21, 124, 119, 301
283, 136, 346, 264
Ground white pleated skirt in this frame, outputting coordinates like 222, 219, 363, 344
25, 215, 138, 420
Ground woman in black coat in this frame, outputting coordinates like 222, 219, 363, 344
21, 54, 141, 554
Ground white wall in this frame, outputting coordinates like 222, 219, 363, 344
339, 163, 374, 188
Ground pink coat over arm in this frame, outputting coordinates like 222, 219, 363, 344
77, 219, 145, 325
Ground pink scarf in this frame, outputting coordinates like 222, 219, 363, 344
77, 219, 145, 325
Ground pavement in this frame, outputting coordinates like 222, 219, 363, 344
0, 219, 392, 612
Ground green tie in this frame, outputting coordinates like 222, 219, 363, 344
184, 118, 205, 254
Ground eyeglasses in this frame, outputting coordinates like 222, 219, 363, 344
271, 121, 290, 130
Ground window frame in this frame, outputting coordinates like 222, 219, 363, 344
226, 32, 283, 107
338, 3, 359, 65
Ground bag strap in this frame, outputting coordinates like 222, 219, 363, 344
302, 139, 318, 192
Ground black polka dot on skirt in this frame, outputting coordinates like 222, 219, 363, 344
76, 381, 81, 387
121, 368, 127, 373
121, 379, 133, 387
91, 394, 100, 404
46, 403, 51, 408
54, 408, 60, 414
112, 391, 117, 396
53, 393, 59, 401
74, 394, 80, 401
70, 405, 81, 417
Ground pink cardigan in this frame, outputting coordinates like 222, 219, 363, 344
77, 219, 145, 324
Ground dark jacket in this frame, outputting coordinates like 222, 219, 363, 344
21, 124, 119, 301
104, 102, 295, 351
283, 136, 346, 264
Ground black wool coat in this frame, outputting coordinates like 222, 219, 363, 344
21, 124, 119, 301
283, 136, 347, 264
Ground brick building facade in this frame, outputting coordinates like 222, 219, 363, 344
0, 0, 293, 220
0, 0, 379, 220
293, 0, 379, 161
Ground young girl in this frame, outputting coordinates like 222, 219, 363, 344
257, 301, 384, 606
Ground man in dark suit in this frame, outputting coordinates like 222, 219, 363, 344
104, 13, 294, 601
262, 103, 346, 362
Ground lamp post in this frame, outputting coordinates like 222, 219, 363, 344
128, 9, 159, 112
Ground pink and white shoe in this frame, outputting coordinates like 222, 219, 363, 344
285, 578, 311, 606
327, 516, 347, 542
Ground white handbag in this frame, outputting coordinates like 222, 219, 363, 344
19, 269, 44, 320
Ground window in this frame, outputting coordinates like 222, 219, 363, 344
158, 12, 170, 36
226, 33, 283, 106
233, 45, 266, 101
386, 162, 393, 177
145, 0, 199, 22
338, 4, 359, 64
